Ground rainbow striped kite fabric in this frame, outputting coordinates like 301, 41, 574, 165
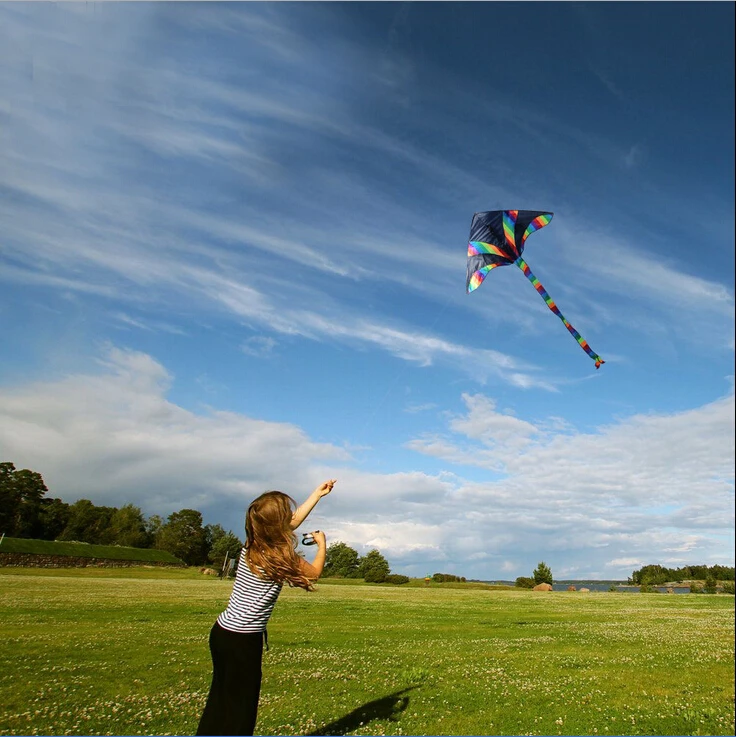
466, 209, 604, 369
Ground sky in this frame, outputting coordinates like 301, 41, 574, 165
0, 2, 733, 581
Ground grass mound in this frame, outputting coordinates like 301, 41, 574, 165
0, 536, 184, 565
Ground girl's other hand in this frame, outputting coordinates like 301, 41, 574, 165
315, 479, 336, 497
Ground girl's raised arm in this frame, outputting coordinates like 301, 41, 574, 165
290, 480, 336, 529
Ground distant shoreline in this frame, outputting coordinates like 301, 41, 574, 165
479, 580, 708, 588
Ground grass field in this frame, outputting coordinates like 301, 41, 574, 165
1, 569, 733, 737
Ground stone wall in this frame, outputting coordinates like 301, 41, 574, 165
0, 552, 185, 568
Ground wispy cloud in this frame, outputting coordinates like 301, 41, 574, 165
623, 143, 645, 169
112, 313, 187, 336
2, 1, 731, 373
241, 336, 277, 358
589, 64, 627, 102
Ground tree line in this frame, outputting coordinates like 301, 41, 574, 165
1, 461, 245, 568
629, 563, 735, 585
1, 462, 405, 577
323, 541, 407, 584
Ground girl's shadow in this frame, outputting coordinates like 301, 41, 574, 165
307, 686, 416, 736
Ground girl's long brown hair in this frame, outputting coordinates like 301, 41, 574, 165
244, 491, 314, 591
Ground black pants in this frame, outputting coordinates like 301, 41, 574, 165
196, 622, 264, 736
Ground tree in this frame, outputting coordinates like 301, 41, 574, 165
38, 498, 71, 540
323, 542, 360, 578
0, 462, 50, 538
630, 563, 735, 585
533, 561, 553, 585
0, 462, 17, 533
145, 514, 164, 547
360, 549, 390, 583
58, 500, 116, 544
156, 509, 208, 566
206, 525, 243, 569
108, 504, 148, 548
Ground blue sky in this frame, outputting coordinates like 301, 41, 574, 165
1, 2, 733, 580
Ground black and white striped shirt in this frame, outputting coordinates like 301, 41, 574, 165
217, 548, 283, 633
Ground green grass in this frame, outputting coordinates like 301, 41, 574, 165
0, 537, 184, 564
0, 570, 733, 736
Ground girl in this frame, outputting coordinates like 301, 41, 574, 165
196, 479, 336, 736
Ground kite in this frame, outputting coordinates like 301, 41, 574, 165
466, 210, 604, 368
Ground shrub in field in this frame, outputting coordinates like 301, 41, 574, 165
384, 574, 410, 585
721, 581, 735, 595
515, 576, 535, 589
704, 576, 718, 594
690, 582, 704, 593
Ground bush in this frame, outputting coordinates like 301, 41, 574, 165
721, 581, 735, 595
432, 572, 462, 583
384, 574, 410, 585
364, 567, 387, 583
689, 583, 703, 594
704, 576, 717, 594
515, 576, 535, 589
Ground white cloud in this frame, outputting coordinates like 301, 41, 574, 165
0, 348, 732, 580
404, 387, 735, 576
0, 347, 350, 515
607, 558, 644, 568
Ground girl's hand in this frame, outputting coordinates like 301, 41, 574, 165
313, 530, 326, 548
314, 479, 336, 497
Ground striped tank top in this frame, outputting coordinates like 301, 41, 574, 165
217, 548, 283, 633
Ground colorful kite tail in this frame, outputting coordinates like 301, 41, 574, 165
515, 257, 604, 369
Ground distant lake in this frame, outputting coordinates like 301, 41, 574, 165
485, 580, 692, 594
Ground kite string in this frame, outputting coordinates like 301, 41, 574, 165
515, 257, 604, 369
